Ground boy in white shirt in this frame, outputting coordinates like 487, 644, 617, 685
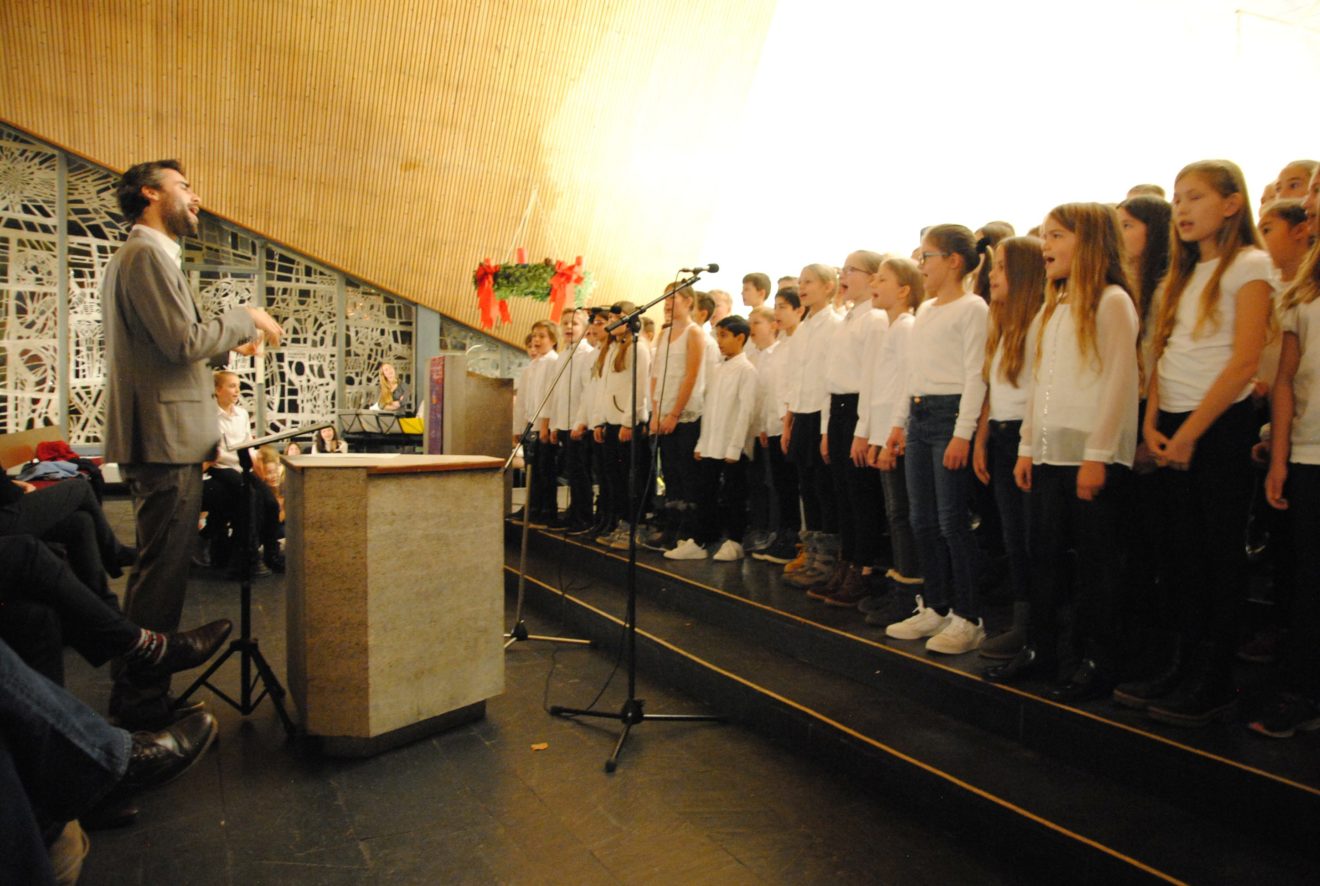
547, 308, 595, 530
666, 316, 759, 562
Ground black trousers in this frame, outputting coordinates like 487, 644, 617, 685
694, 455, 750, 545
1026, 463, 1129, 671
827, 393, 884, 566
530, 432, 559, 520
560, 433, 594, 525
765, 436, 800, 535
658, 420, 702, 537
0, 477, 121, 601
788, 411, 836, 533
602, 424, 651, 525
1153, 399, 1255, 667
1282, 462, 1320, 697
0, 535, 140, 686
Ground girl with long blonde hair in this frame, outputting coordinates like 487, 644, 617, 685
1117, 160, 1276, 727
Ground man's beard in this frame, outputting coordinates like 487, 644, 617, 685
163, 199, 198, 238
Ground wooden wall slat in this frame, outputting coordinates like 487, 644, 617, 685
0, 0, 777, 346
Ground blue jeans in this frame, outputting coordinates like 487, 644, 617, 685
0, 639, 130, 869
904, 395, 980, 618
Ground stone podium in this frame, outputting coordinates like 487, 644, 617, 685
283, 453, 504, 755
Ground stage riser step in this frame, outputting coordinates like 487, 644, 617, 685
507, 571, 1178, 886
512, 526, 1320, 850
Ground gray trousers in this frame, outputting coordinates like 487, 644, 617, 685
109, 463, 204, 725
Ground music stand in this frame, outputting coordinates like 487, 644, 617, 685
176, 422, 331, 738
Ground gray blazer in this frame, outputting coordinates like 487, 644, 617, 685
102, 228, 257, 465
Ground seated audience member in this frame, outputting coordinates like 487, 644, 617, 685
312, 424, 347, 454
251, 446, 286, 572
284, 441, 302, 457
376, 361, 409, 412
0, 475, 135, 608
200, 370, 250, 568
0, 534, 232, 688
666, 315, 758, 562
0, 638, 218, 885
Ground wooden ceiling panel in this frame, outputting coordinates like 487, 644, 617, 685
0, 0, 776, 345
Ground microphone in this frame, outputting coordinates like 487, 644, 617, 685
679, 263, 719, 274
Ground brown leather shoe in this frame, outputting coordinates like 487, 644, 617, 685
807, 562, 851, 600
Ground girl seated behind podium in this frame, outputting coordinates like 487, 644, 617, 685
312, 424, 347, 454
593, 301, 652, 549
252, 445, 286, 573
376, 361, 410, 412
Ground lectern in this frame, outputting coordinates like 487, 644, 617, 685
283, 453, 504, 756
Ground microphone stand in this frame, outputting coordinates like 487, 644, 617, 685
550, 271, 722, 773
176, 422, 331, 738
501, 327, 593, 651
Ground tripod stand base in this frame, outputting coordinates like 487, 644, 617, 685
550, 698, 721, 772
503, 618, 594, 650
176, 637, 298, 738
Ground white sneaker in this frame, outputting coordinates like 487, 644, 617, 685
925, 614, 986, 655
712, 539, 745, 561
664, 538, 708, 560
885, 596, 951, 640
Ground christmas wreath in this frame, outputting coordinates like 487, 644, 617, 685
473, 252, 594, 329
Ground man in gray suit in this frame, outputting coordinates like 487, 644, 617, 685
103, 160, 283, 730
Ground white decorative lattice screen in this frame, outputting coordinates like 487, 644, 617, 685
0, 123, 522, 445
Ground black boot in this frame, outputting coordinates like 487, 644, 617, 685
1146, 647, 1235, 727
1112, 636, 1184, 710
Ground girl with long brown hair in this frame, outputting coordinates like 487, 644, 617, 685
972, 236, 1044, 661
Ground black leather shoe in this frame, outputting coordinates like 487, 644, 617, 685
1046, 659, 1112, 704
983, 644, 1044, 684
81, 795, 139, 830
132, 619, 232, 677
1146, 672, 1236, 727
118, 711, 218, 794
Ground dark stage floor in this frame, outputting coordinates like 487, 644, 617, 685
64, 497, 1015, 885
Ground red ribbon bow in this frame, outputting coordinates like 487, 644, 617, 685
475, 259, 501, 329
548, 256, 584, 323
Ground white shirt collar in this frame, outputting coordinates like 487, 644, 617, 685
132, 223, 183, 266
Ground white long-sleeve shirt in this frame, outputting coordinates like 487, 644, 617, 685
892, 294, 988, 440
215, 403, 251, 472
595, 342, 651, 426
549, 341, 595, 430
516, 351, 559, 432
753, 339, 782, 436
987, 347, 1031, 422
697, 352, 759, 461
822, 301, 887, 426
784, 305, 842, 415
1017, 285, 1140, 466
856, 312, 913, 444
